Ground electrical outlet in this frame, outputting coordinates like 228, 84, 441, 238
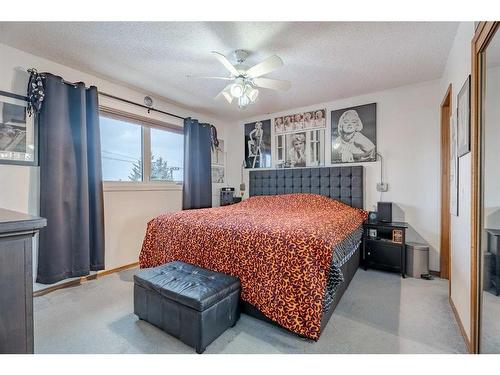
377, 182, 389, 192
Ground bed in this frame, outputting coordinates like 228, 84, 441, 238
140, 166, 366, 341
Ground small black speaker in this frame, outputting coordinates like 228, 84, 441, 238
220, 187, 235, 206
377, 202, 392, 223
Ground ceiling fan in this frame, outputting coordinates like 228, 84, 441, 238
189, 49, 291, 109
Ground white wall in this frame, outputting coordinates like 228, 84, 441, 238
0, 43, 230, 276
224, 80, 442, 270
102, 185, 183, 269
439, 21, 475, 343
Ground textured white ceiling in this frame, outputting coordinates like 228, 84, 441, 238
0, 22, 458, 120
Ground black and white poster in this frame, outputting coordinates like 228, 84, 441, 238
275, 130, 324, 168
331, 103, 377, 163
285, 132, 307, 167
211, 139, 225, 184
211, 165, 225, 184
0, 96, 36, 166
211, 139, 224, 166
274, 109, 326, 134
244, 119, 271, 168
274, 108, 325, 168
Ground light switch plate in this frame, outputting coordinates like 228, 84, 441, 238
376, 183, 389, 192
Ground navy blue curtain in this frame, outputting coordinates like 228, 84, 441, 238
37, 73, 105, 284
183, 117, 212, 209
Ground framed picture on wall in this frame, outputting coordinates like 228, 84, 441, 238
274, 109, 326, 168
331, 103, 377, 163
211, 138, 225, 184
274, 109, 326, 134
457, 75, 471, 157
244, 119, 271, 168
0, 93, 37, 166
211, 139, 225, 166
211, 165, 225, 184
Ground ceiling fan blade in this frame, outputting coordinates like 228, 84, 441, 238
215, 85, 233, 104
245, 55, 284, 78
211, 51, 240, 77
186, 75, 233, 81
253, 77, 291, 91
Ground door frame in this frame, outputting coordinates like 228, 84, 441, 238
471, 21, 500, 354
440, 84, 452, 281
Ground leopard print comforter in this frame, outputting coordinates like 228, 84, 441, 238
139, 193, 367, 340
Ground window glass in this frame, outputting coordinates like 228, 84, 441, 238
100, 116, 142, 181
276, 135, 284, 162
310, 130, 321, 164
150, 127, 183, 182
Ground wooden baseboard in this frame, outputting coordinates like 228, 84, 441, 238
449, 296, 472, 353
33, 262, 139, 298
96, 262, 139, 277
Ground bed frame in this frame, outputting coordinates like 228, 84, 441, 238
243, 166, 364, 337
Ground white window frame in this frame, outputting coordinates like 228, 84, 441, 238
100, 107, 183, 191
306, 129, 325, 166
275, 134, 285, 165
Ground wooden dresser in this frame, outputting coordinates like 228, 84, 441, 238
0, 208, 46, 354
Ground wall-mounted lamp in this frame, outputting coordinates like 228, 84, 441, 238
376, 152, 389, 193
240, 160, 246, 197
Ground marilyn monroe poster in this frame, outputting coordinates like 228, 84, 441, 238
331, 103, 376, 163
274, 109, 326, 134
244, 119, 271, 168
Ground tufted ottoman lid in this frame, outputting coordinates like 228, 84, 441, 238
134, 261, 240, 312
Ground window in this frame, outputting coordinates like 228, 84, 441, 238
100, 111, 183, 183
150, 127, 183, 182
276, 134, 285, 164
100, 116, 143, 182
309, 130, 321, 165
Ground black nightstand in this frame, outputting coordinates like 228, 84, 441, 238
220, 188, 235, 206
362, 220, 408, 278
220, 197, 242, 206
220, 192, 242, 206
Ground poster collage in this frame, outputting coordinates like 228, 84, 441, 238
244, 103, 377, 169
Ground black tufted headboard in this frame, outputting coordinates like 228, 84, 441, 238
249, 166, 364, 209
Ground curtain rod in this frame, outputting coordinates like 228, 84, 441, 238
0, 90, 28, 102
11, 72, 188, 122
98, 91, 186, 121
35, 73, 187, 121
58, 78, 186, 121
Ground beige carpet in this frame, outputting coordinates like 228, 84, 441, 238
34, 268, 468, 354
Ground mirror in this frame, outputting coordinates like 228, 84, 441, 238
480, 26, 500, 353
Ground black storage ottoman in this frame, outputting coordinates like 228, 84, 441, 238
134, 261, 240, 353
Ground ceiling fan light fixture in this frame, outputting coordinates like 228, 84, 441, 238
238, 94, 250, 109
221, 90, 233, 104
245, 85, 259, 102
230, 78, 245, 98
209, 50, 290, 110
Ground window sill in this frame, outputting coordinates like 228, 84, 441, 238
103, 181, 183, 192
